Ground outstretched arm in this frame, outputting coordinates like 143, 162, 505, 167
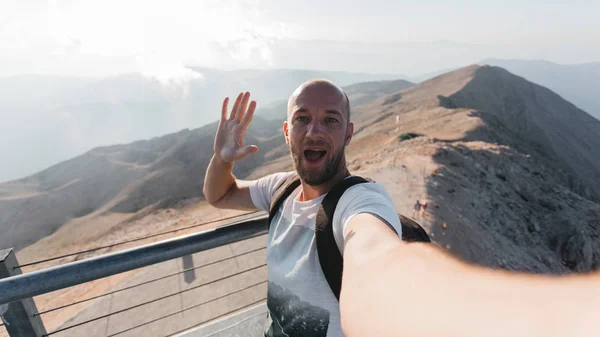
340, 213, 600, 337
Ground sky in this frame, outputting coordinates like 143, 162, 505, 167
1, 0, 599, 78
0, 0, 599, 182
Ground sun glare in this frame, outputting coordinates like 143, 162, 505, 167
46, 0, 288, 84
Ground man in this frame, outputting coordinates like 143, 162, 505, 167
203, 80, 600, 337
204, 79, 402, 336
412, 200, 421, 218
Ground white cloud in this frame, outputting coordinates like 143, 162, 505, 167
41, 0, 289, 82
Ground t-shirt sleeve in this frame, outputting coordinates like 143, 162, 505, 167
248, 171, 297, 211
332, 183, 402, 254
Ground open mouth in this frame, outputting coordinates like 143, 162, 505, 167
304, 149, 327, 163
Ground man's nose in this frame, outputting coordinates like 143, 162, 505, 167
306, 120, 325, 138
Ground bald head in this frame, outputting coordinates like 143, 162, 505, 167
287, 79, 350, 124
284, 79, 354, 187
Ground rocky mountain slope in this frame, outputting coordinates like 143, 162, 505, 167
0, 116, 283, 250
345, 65, 600, 273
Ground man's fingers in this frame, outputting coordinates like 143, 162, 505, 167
241, 101, 257, 129
229, 93, 243, 120
235, 92, 250, 122
221, 97, 229, 121
245, 145, 259, 155
236, 145, 259, 158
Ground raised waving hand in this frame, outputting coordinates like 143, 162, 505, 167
214, 92, 259, 163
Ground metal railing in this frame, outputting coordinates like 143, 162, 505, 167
0, 214, 270, 337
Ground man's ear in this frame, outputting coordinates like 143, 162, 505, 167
283, 121, 290, 144
345, 122, 354, 146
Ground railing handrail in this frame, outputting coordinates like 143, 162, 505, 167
0, 215, 268, 305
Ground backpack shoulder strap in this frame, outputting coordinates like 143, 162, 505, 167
315, 176, 431, 300
268, 174, 301, 229
315, 176, 372, 301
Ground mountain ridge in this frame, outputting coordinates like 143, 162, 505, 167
478, 58, 600, 121
342, 64, 600, 272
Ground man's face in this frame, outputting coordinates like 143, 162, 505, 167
284, 81, 353, 186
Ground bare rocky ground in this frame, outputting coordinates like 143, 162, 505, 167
352, 135, 600, 274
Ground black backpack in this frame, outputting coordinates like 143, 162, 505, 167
267, 174, 430, 301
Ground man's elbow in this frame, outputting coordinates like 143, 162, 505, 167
205, 197, 221, 208
208, 199, 229, 209
203, 186, 224, 208
204, 192, 227, 209
203, 185, 238, 209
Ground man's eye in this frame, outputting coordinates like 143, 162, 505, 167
296, 116, 309, 122
325, 117, 338, 123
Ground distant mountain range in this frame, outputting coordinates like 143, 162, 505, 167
0, 69, 401, 182
258, 79, 415, 121
4, 58, 600, 184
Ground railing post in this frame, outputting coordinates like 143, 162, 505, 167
0, 249, 46, 337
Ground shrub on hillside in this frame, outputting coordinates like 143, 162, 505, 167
398, 132, 423, 141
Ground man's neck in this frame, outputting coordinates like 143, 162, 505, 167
298, 167, 350, 201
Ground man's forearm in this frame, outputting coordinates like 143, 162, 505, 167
203, 154, 235, 204
340, 242, 600, 337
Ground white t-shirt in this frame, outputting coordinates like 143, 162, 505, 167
249, 171, 402, 337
